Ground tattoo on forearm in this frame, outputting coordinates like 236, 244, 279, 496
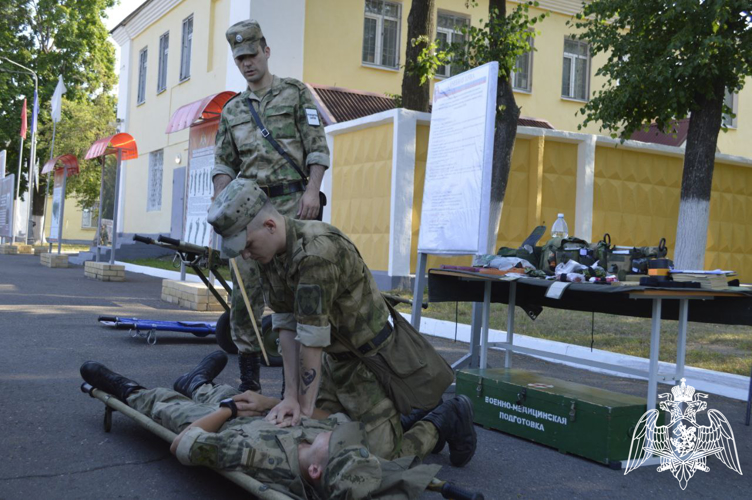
300, 367, 317, 395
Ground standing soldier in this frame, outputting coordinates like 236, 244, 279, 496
212, 20, 329, 393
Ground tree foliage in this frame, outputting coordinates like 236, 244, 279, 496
571, 0, 752, 139
0, 0, 117, 203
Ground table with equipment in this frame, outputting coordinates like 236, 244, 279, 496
427, 269, 752, 426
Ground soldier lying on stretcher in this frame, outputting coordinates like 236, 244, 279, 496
80, 351, 441, 500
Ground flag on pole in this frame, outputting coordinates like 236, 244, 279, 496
20, 99, 27, 138
34, 159, 40, 192
51, 76, 67, 123
30, 89, 39, 134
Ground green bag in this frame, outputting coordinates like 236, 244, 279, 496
539, 237, 593, 274
497, 245, 542, 268
604, 238, 668, 277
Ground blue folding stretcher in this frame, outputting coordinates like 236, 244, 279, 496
97, 316, 216, 345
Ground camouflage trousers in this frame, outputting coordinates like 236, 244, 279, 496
231, 192, 302, 354
126, 384, 240, 432
317, 355, 439, 461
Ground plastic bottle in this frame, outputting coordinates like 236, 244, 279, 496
551, 213, 569, 239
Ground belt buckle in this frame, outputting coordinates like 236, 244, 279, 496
259, 185, 271, 197
261, 128, 270, 138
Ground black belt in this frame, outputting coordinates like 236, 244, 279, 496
258, 180, 306, 198
328, 322, 393, 362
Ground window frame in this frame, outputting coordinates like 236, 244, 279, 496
361, 0, 402, 70
180, 15, 193, 82
511, 35, 534, 93
137, 47, 148, 105
722, 89, 738, 129
157, 31, 169, 94
435, 11, 470, 79
561, 38, 590, 102
147, 149, 164, 212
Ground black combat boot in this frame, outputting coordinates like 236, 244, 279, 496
401, 398, 446, 453
422, 395, 477, 467
238, 352, 262, 393
173, 351, 228, 398
80, 361, 144, 404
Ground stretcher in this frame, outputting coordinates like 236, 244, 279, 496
97, 316, 216, 345
80, 383, 484, 500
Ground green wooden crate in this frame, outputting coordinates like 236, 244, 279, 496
457, 368, 665, 466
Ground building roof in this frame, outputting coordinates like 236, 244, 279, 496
306, 83, 555, 130
629, 118, 689, 148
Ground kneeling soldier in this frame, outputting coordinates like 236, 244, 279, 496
208, 178, 477, 467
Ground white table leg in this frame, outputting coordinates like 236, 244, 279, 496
479, 280, 492, 369
505, 281, 517, 369
648, 298, 662, 411
675, 299, 689, 382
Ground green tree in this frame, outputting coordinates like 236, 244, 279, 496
416, 1, 548, 249
571, 1, 752, 269
38, 96, 117, 211
0, 0, 117, 227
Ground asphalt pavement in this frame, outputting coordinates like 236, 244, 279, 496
0, 253, 750, 499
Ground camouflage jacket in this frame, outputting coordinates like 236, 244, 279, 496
176, 414, 341, 488
259, 218, 390, 353
212, 75, 330, 187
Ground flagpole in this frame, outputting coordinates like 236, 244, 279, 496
11, 136, 24, 245
27, 81, 38, 245
44, 119, 57, 250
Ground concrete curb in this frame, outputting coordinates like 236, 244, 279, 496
114, 261, 234, 289
401, 312, 751, 402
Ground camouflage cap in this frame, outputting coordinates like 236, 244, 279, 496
226, 20, 264, 58
207, 177, 268, 258
323, 422, 381, 499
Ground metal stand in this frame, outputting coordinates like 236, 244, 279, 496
411, 252, 428, 330
94, 157, 106, 262
451, 304, 482, 370
110, 150, 122, 265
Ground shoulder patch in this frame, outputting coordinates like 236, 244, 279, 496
296, 284, 323, 317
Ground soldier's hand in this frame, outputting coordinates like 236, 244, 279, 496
266, 397, 301, 427
297, 188, 320, 220
234, 391, 276, 413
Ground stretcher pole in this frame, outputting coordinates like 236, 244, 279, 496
81, 385, 291, 500
230, 257, 270, 366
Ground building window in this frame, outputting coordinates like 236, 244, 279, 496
436, 12, 469, 78
362, 0, 401, 69
180, 15, 193, 81
722, 89, 738, 128
562, 38, 590, 101
147, 150, 164, 212
82, 208, 94, 229
137, 47, 147, 105
512, 36, 534, 92
157, 32, 169, 93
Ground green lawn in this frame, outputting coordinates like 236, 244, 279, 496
388, 290, 752, 376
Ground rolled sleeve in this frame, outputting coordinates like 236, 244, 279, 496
295, 322, 331, 347
272, 312, 297, 333
305, 152, 330, 169
176, 427, 206, 466
211, 164, 238, 181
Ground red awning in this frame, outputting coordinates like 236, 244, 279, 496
85, 133, 138, 161
42, 154, 80, 176
165, 91, 237, 134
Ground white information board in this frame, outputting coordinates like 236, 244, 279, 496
417, 62, 498, 255
185, 145, 214, 246
49, 170, 63, 243
0, 150, 6, 177
0, 174, 14, 238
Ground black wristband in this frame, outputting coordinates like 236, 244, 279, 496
219, 398, 238, 420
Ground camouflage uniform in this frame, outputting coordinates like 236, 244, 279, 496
258, 218, 440, 461
126, 385, 440, 499
212, 74, 329, 355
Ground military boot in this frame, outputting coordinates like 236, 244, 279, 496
400, 398, 446, 454
422, 395, 477, 467
173, 351, 228, 398
238, 352, 262, 393
80, 361, 144, 404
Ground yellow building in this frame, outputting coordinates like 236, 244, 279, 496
110, 0, 751, 282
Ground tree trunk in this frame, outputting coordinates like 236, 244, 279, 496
401, 0, 435, 112
674, 81, 725, 270
484, 0, 520, 252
